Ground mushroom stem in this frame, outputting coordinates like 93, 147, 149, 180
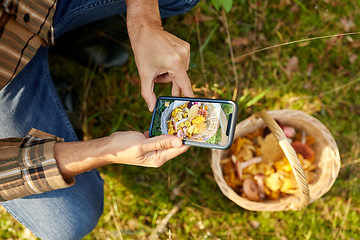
232, 155, 263, 180
254, 174, 265, 200
301, 131, 307, 144
175, 117, 189, 129
241, 156, 263, 169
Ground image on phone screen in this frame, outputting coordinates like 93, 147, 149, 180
150, 97, 237, 149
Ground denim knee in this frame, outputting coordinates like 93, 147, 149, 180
1, 170, 104, 240
159, 0, 201, 18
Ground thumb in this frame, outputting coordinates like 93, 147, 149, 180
140, 77, 157, 112
141, 135, 183, 153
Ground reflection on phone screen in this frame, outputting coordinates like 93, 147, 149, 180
151, 99, 234, 146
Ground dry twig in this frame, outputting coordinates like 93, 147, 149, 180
149, 200, 185, 239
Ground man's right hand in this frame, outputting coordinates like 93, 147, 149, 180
126, 0, 195, 112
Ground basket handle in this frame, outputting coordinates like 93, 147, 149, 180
255, 110, 310, 209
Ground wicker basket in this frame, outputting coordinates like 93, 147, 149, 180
211, 110, 341, 211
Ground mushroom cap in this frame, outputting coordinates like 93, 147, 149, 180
243, 178, 260, 201
260, 133, 284, 163
291, 142, 315, 162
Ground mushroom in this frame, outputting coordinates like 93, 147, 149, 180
177, 129, 185, 139
260, 133, 284, 163
172, 119, 177, 132
188, 105, 199, 121
291, 142, 315, 162
283, 126, 296, 138
254, 174, 265, 200
174, 117, 189, 129
231, 155, 263, 180
301, 131, 307, 144
243, 178, 260, 201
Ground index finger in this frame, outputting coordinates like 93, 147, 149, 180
170, 70, 194, 98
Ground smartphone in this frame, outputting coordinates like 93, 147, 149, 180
149, 96, 238, 150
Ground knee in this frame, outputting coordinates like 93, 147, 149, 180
159, 0, 201, 18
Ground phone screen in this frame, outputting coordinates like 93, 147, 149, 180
150, 97, 238, 149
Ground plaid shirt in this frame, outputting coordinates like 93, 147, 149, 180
0, 129, 74, 201
0, 0, 56, 90
0, 0, 70, 201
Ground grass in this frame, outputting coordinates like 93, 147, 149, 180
1, 0, 360, 239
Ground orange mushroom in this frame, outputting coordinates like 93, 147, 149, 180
291, 142, 315, 162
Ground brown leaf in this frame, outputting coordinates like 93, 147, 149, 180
349, 53, 358, 63
250, 220, 260, 229
196, 14, 214, 23
351, 40, 360, 48
170, 187, 182, 200
182, 14, 194, 26
340, 18, 355, 31
231, 37, 250, 48
290, 3, 300, 12
286, 56, 299, 73
279, 0, 292, 9
306, 63, 314, 76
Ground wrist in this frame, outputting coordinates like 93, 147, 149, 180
54, 137, 110, 179
126, 0, 162, 39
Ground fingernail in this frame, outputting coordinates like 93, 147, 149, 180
171, 139, 182, 148
148, 103, 154, 112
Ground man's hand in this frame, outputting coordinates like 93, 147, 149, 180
126, 0, 195, 112
104, 131, 188, 167
54, 131, 188, 179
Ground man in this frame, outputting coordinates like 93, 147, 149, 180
0, 0, 199, 239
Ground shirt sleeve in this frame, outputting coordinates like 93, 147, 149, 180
0, 128, 75, 202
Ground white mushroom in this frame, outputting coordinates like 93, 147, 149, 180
174, 117, 188, 128
301, 131, 307, 144
177, 129, 184, 139
283, 126, 296, 138
232, 155, 263, 180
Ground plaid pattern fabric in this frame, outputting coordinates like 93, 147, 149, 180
0, 0, 56, 90
0, 128, 74, 201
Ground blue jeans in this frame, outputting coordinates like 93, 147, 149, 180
0, 0, 199, 239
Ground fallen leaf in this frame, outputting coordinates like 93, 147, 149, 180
286, 56, 299, 75
196, 14, 214, 23
306, 63, 314, 76
231, 37, 250, 48
351, 40, 360, 49
290, 3, 300, 12
279, 0, 292, 9
170, 187, 182, 201
182, 14, 194, 26
340, 18, 355, 31
349, 53, 358, 63
250, 220, 261, 229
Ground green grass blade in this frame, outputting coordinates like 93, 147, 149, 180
245, 89, 270, 107
292, 0, 310, 12
200, 24, 220, 53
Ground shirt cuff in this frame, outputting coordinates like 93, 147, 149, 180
18, 128, 75, 195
